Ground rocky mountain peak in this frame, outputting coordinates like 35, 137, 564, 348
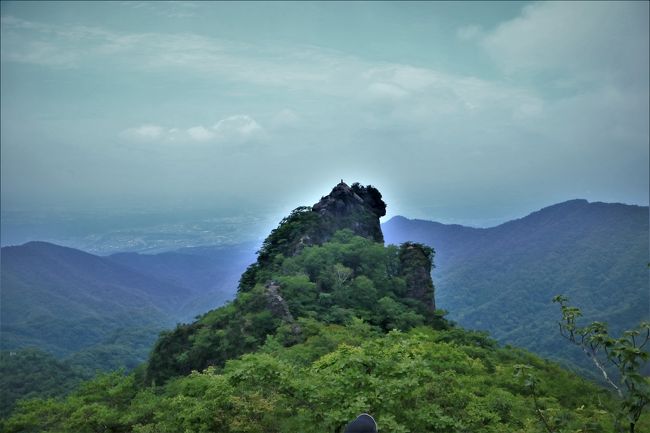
312, 181, 386, 243
313, 181, 386, 217
242, 181, 389, 290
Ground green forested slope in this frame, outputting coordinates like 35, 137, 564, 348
2, 184, 647, 432
383, 200, 649, 374
146, 228, 442, 386
0, 242, 189, 414
3, 323, 628, 433
0, 241, 189, 357
0, 349, 86, 418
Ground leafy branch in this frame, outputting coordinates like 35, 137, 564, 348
514, 364, 558, 433
553, 295, 650, 433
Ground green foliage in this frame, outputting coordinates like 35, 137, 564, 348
383, 202, 649, 379
4, 194, 644, 433
0, 242, 183, 359
0, 241, 259, 414
513, 364, 611, 433
553, 296, 650, 433
256, 206, 321, 266
0, 349, 87, 418
145, 289, 284, 386
2, 325, 622, 433
146, 230, 445, 385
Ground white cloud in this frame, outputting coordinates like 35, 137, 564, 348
270, 109, 301, 129
365, 65, 438, 92
120, 1, 199, 19
121, 116, 264, 144
0, 31, 79, 68
2, 6, 647, 217
213, 115, 262, 139
361, 63, 543, 124
120, 124, 164, 141
187, 126, 215, 142
456, 24, 483, 41
481, 1, 649, 89
0, 15, 355, 92
367, 82, 409, 100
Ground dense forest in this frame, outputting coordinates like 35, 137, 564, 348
0, 241, 254, 405
1, 182, 648, 432
383, 200, 649, 378
2, 323, 628, 433
3, 198, 646, 394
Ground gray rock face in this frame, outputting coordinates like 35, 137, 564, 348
264, 281, 301, 335
312, 181, 386, 243
398, 242, 436, 310
253, 182, 388, 270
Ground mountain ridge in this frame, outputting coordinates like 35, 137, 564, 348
3, 185, 646, 432
145, 182, 438, 384
0, 241, 186, 358
383, 198, 649, 375
388, 198, 646, 230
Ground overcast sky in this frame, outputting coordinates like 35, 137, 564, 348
1, 1, 648, 227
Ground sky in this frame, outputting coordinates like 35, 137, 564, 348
1, 1, 649, 229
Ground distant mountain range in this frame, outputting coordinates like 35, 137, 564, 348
1, 194, 648, 426
107, 243, 256, 321
383, 199, 649, 373
0, 242, 253, 371
2, 198, 647, 377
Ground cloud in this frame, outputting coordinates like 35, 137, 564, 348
0, 17, 79, 68
120, 116, 264, 144
120, 124, 164, 141
481, 1, 649, 89
456, 24, 483, 41
1, 40, 78, 68
187, 126, 215, 142
3, 9, 647, 210
213, 115, 262, 139
120, 1, 199, 19
270, 109, 301, 129
367, 82, 409, 100
361, 63, 543, 124
0, 14, 354, 92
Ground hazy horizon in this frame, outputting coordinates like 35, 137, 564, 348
2, 196, 647, 256
2, 1, 648, 235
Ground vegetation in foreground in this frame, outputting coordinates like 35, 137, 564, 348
2, 321, 630, 433
1, 183, 647, 432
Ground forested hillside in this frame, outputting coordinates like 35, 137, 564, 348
383, 199, 649, 374
107, 243, 255, 321
0, 242, 188, 357
3, 183, 647, 432
3, 324, 624, 433
1, 242, 252, 357
0, 349, 86, 417
0, 241, 252, 414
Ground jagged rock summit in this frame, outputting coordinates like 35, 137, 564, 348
244, 181, 434, 309
312, 181, 387, 243
252, 182, 387, 268
146, 181, 439, 384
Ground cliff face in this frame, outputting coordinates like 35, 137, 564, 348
311, 183, 437, 311
245, 182, 437, 306
312, 181, 386, 244
147, 181, 439, 385
252, 182, 386, 268
398, 242, 436, 310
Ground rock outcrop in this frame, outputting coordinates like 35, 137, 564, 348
245, 182, 435, 309
147, 181, 438, 385
398, 242, 436, 310
264, 281, 301, 336
251, 181, 387, 269
312, 181, 386, 243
